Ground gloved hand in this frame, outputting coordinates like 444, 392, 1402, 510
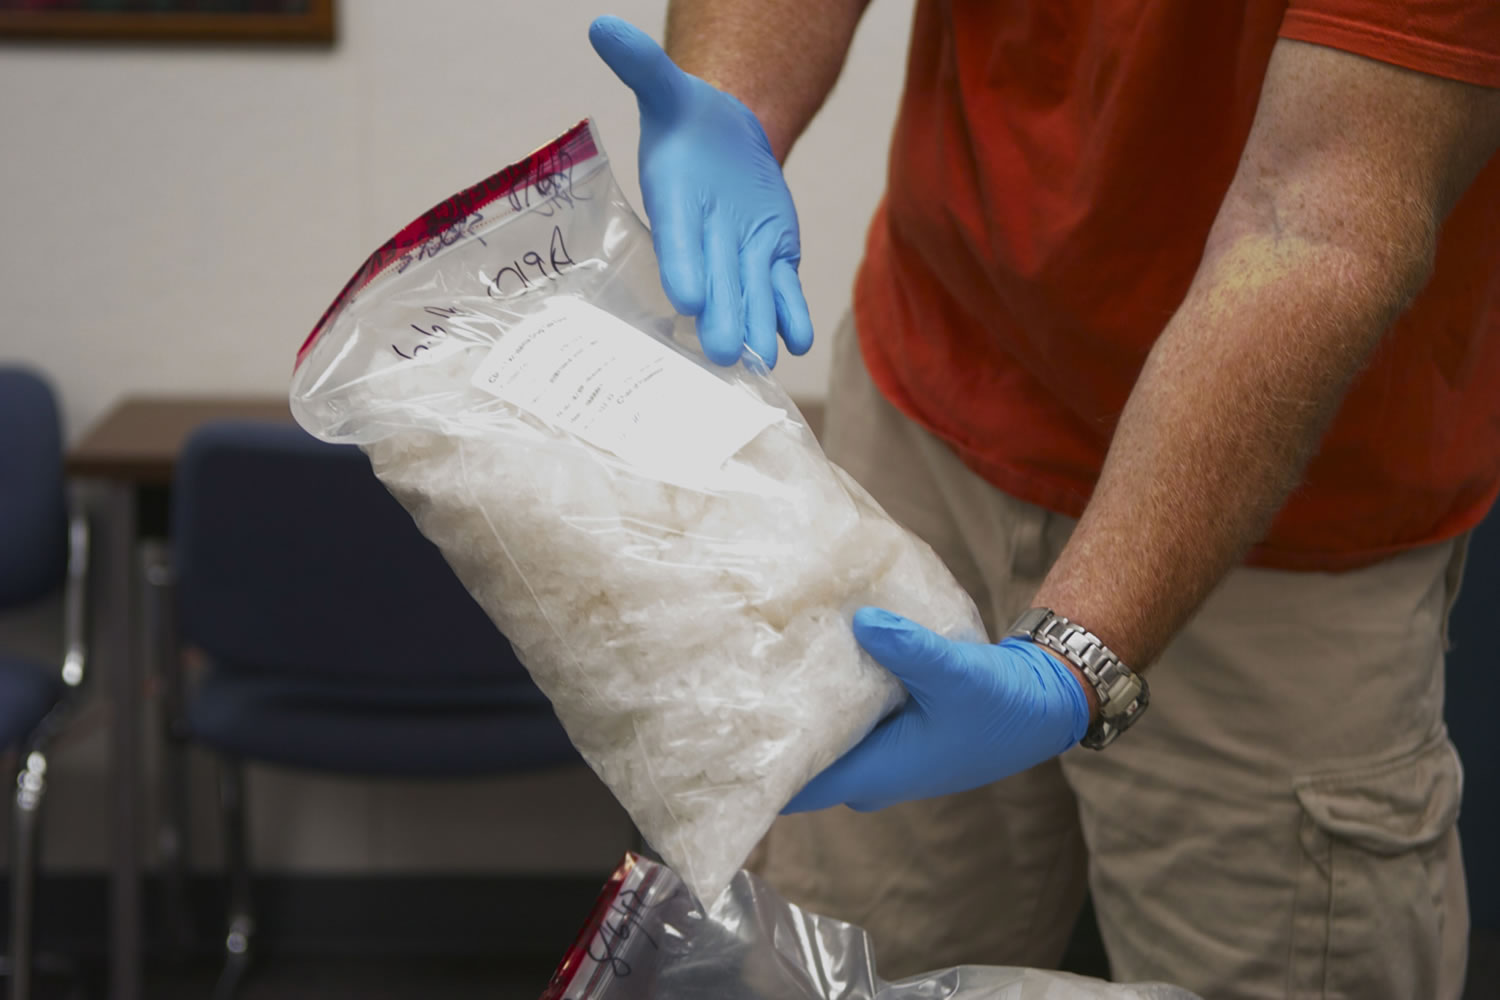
785, 608, 1093, 813
589, 16, 813, 368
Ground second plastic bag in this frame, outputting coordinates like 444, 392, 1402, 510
543, 854, 1204, 1000
289, 121, 984, 902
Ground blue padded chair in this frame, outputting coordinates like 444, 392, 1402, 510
171, 421, 582, 999
1448, 506, 1500, 939
0, 367, 88, 1000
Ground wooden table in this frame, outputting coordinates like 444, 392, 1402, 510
66, 397, 293, 1000
68, 398, 294, 484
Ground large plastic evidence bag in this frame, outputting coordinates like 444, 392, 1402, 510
289, 120, 984, 902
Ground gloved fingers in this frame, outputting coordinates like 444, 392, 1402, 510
852, 607, 960, 703
697, 213, 747, 365
771, 258, 814, 356
781, 707, 923, 814
588, 16, 681, 117
646, 191, 707, 317
741, 235, 780, 368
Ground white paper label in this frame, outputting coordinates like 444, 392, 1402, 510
471, 298, 781, 483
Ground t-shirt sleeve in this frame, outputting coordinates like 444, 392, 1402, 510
1280, 1, 1500, 88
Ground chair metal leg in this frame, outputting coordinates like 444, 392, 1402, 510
160, 732, 196, 955
212, 758, 254, 1000
142, 541, 195, 954
9, 752, 48, 1000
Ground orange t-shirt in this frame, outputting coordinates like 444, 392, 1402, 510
854, 0, 1500, 571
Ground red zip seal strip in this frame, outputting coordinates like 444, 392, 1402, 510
539, 852, 654, 1000
294, 119, 597, 371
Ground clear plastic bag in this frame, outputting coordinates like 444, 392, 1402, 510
543, 854, 1202, 1000
289, 121, 984, 902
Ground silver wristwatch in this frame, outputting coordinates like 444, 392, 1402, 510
1006, 608, 1149, 750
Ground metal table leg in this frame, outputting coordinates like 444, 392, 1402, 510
89, 481, 142, 1000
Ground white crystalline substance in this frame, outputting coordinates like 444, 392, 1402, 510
351, 339, 983, 903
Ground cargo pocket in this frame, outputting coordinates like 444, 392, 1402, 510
1290, 732, 1464, 1000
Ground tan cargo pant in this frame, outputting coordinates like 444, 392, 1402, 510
751, 315, 1469, 999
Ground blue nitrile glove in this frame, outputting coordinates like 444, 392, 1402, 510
785, 608, 1093, 813
589, 16, 813, 368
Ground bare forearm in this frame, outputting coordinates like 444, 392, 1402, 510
1033, 232, 1428, 669
665, 0, 869, 160
1030, 41, 1500, 674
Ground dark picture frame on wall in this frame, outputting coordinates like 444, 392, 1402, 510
0, 0, 335, 44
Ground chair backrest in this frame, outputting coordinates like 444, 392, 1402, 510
173, 421, 530, 685
0, 366, 68, 609
1447, 507, 1500, 930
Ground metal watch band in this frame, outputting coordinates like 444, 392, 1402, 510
1006, 608, 1150, 750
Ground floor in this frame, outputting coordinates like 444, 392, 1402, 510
20, 955, 559, 1000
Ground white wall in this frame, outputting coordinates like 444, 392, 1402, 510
0, 0, 914, 441
0, 0, 913, 873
